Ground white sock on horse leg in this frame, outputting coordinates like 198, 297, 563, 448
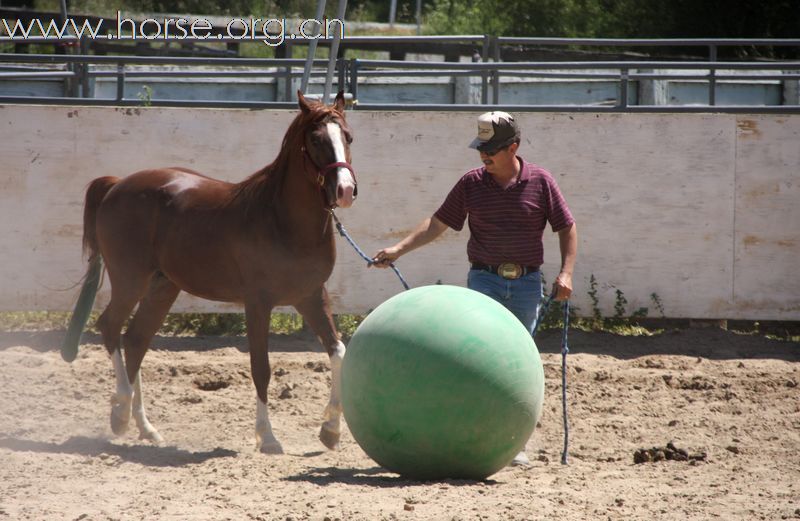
110, 349, 133, 434
256, 396, 283, 454
132, 371, 163, 443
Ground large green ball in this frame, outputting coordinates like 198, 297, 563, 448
341, 285, 544, 480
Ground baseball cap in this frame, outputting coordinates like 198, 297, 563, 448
468, 111, 520, 152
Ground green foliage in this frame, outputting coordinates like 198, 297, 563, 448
613, 288, 627, 320
572, 274, 665, 335
423, 0, 799, 58
650, 292, 665, 318
0, 311, 72, 331
587, 273, 602, 328
335, 313, 365, 340
25, 0, 799, 59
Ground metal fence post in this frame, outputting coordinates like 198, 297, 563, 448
619, 67, 629, 108
323, 0, 348, 104
79, 37, 91, 98
491, 36, 500, 104
300, 0, 327, 95
480, 35, 490, 105
708, 45, 717, 106
349, 58, 359, 102
337, 57, 347, 95
283, 41, 294, 102
116, 63, 125, 101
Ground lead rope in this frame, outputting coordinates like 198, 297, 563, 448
332, 209, 568, 463
530, 294, 571, 465
330, 210, 410, 291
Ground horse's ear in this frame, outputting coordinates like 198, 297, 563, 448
333, 90, 346, 113
297, 90, 312, 114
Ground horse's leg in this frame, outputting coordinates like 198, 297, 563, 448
295, 288, 345, 450
96, 276, 149, 436
122, 272, 180, 443
245, 298, 283, 454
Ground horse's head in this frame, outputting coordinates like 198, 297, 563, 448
298, 90, 357, 209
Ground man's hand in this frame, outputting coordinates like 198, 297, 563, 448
370, 216, 448, 269
371, 246, 401, 268
552, 272, 573, 301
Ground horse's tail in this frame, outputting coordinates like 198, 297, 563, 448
61, 177, 117, 363
82, 176, 118, 261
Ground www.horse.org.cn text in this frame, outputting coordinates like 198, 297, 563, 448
1, 12, 345, 47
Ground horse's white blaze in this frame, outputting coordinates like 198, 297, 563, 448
326, 122, 356, 208
163, 174, 201, 195
255, 397, 283, 453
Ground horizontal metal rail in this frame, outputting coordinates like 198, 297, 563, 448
1, 95, 797, 114
1, 44, 798, 111
0, 53, 329, 67
4, 35, 796, 46
0, 70, 75, 79
353, 59, 800, 70
0, 34, 487, 45
354, 103, 800, 113
495, 37, 800, 47
0, 95, 298, 108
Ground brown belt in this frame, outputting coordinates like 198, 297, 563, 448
471, 262, 539, 280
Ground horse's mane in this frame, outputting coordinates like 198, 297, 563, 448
228, 100, 342, 216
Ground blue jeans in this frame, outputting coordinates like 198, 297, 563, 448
467, 269, 543, 334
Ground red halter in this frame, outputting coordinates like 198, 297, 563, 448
302, 147, 357, 208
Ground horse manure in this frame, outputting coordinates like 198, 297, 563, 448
279, 385, 295, 399
305, 361, 328, 373
193, 378, 231, 391
274, 368, 289, 377
633, 441, 706, 464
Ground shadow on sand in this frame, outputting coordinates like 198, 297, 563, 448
0, 329, 323, 354
283, 465, 501, 488
0, 435, 237, 467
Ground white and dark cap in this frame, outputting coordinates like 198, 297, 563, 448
468, 111, 520, 152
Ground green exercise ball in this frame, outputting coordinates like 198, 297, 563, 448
341, 285, 545, 480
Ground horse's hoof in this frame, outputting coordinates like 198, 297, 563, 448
110, 412, 130, 436
259, 440, 284, 455
109, 395, 132, 435
510, 451, 531, 467
319, 425, 341, 451
139, 429, 164, 444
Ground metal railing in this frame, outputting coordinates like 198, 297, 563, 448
1, 36, 799, 112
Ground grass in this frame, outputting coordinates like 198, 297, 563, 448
2, 311, 798, 343
0, 311, 364, 339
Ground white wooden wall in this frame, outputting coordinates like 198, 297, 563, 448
1, 105, 798, 320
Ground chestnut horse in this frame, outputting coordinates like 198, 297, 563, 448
64, 91, 357, 453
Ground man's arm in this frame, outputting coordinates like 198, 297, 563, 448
371, 216, 449, 268
552, 222, 577, 300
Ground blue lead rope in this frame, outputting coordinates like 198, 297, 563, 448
559, 300, 570, 465
330, 210, 410, 291
530, 294, 571, 465
332, 209, 569, 464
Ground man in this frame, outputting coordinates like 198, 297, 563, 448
372, 111, 577, 466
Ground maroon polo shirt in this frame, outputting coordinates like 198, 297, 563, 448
434, 157, 574, 267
